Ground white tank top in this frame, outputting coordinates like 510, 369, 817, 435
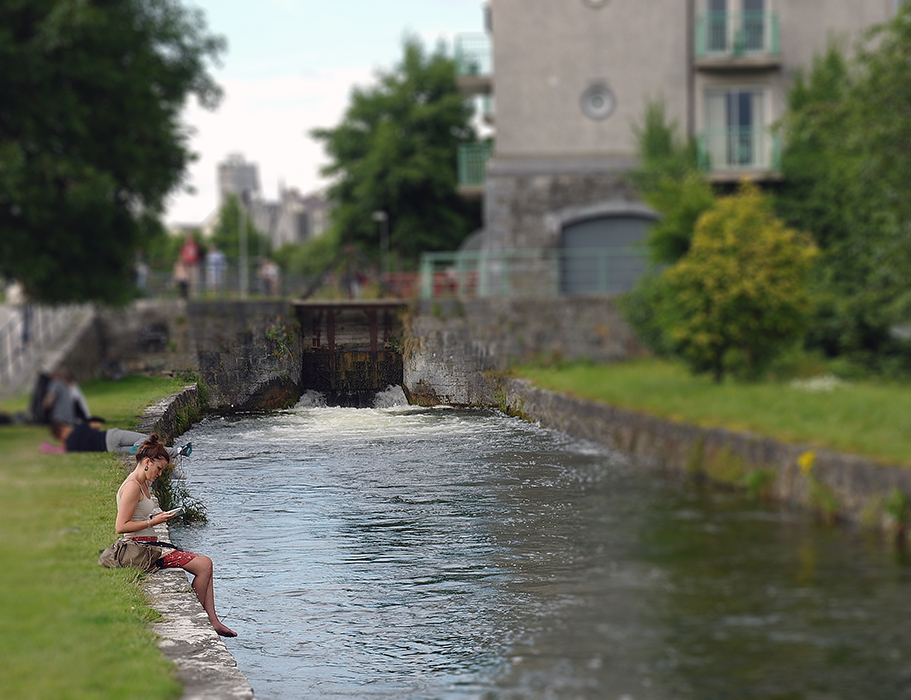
116, 479, 159, 538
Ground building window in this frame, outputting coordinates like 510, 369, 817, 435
703, 88, 770, 170
707, 0, 766, 54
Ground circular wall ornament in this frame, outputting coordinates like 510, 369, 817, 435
580, 82, 616, 120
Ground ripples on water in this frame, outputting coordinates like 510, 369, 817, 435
174, 388, 911, 700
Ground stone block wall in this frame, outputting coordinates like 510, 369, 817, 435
484, 163, 640, 250
91, 300, 302, 413
402, 296, 645, 406
188, 301, 302, 412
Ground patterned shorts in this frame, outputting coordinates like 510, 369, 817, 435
133, 537, 199, 568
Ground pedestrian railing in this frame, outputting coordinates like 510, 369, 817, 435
454, 33, 492, 76
0, 304, 89, 390
419, 247, 649, 300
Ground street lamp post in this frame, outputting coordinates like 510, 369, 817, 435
372, 210, 389, 294
239, 191, 250, 300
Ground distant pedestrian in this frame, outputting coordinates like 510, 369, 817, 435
179, 234, 201, 297
173, 259, 190, 300
257, 258, 281, 297
206, 244, 227, 295
6, 279, 31, 351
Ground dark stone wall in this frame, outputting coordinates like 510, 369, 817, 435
188, 301, 302, 412
92, 300, 303, 413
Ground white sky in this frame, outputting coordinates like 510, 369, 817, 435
165, 0, 486, 225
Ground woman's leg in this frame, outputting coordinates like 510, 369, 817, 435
182, 554, 237, 637
105, 428, 149, 453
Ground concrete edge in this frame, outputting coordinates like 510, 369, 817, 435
134, 385, 256, 700
500, 377, 911, 527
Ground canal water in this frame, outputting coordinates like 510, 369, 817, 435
174, 389, 911, 700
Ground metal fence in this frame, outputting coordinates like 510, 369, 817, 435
418, 248, 649, 300
0, 304, 88, 389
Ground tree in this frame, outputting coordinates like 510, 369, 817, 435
0, 0, 225, 304
663, 183, 818, 382
621, 100, 716, 357
629, 99, 715, 266
210, 195, 270, 264
776, 9, 911, 369
311, 36, 481, 269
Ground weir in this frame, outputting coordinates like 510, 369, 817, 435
293, 300, 408, 406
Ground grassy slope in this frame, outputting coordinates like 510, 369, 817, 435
515, 359, 911, 467
0, 375, 189, 700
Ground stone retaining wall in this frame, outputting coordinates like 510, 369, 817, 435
135, 386, 256, 700
497, 377, 911, 528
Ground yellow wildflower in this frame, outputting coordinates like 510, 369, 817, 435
798, 450, 816, 476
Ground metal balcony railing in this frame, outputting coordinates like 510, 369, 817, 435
696, 11, 780, 58
458, 142, 493, 188
453, 33, 492, 76
698, 126, 781, 173
419, 247, 649, 300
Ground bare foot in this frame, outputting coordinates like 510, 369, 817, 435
214, 623, 237, 637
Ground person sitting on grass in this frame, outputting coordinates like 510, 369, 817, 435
116, 434, 236, 637
50, 421, 191, 457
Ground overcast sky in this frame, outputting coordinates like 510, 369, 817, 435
165, 0, 486, 225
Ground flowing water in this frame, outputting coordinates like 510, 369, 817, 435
173, 389, 911, 700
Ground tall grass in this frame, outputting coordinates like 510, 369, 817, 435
515, 359, 911, 467
0, 375, 190, 700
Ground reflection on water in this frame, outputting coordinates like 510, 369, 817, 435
173, 390, 911, 699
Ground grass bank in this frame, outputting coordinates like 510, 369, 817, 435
0, 375, 190, 700
515, 359, 911, 467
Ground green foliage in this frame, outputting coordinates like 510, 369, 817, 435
211, 194, 270, 262
630, 98, 715, 265
742, 467, 777, 500
311, 36, 482, 268
274, 226, 342, 277
776, 13, 911, 371
883, 487, 910, 527
0, 0, 225, 305
662, 183, 818, 381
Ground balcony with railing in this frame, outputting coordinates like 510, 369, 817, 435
695, 11, 780, 69
457, 141, 493, 195
697, 126, 781, 181
454, 33, 492, 96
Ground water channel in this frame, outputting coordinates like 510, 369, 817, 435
174, 389, 911, 699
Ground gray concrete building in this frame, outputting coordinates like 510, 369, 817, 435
453, 0, 901, 294
216, 154, 330, 249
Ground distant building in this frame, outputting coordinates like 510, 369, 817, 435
217, 153, 260, 206
215, 154, 330, 250
453, 0, 901, 293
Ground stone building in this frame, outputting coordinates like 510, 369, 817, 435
453, 0, 901, 293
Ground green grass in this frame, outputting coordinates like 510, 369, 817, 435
0, 375, 191, 700
515, 358, 911, 467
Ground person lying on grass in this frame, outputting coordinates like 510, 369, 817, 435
115, 434, 237, 637
50, 421, 190, 457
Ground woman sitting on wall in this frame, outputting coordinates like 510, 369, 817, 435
116, 435, 236, 637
